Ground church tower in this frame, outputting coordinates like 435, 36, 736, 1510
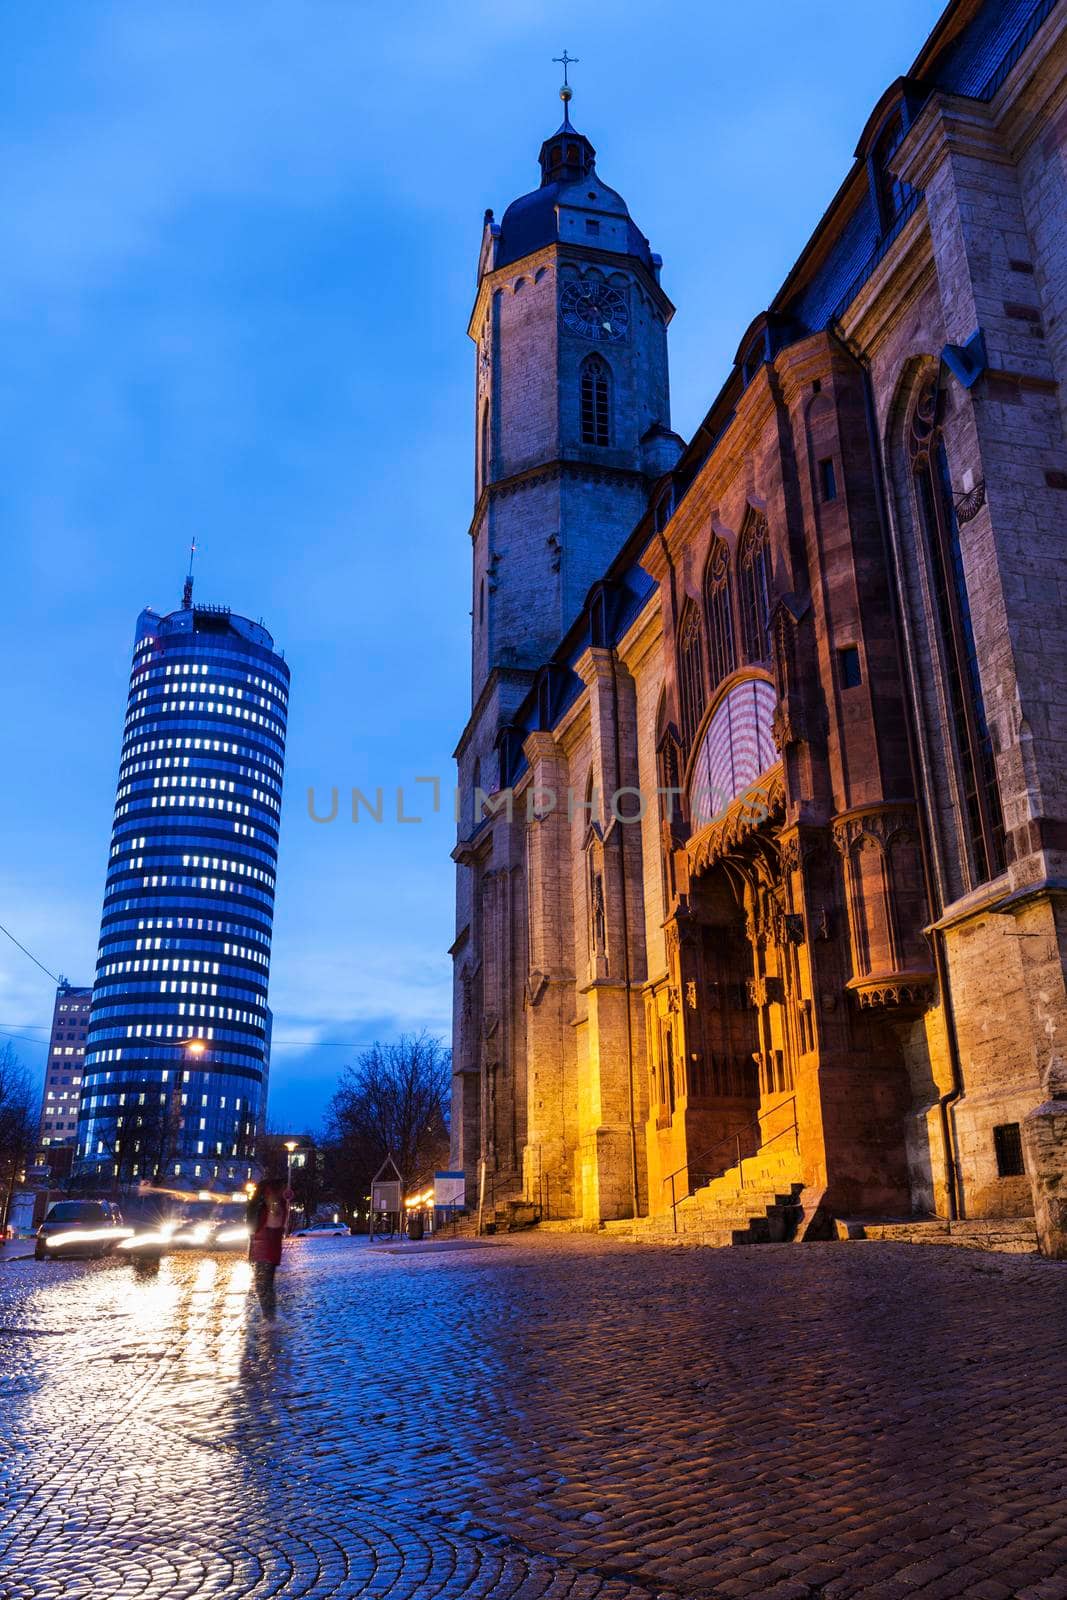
451, 70, 676, 1198
466, 73, 675, 727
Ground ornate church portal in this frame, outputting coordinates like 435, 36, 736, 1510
647, 662, 918, 1221
650, 678, 810, 1208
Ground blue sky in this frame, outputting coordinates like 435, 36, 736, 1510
0, 0, 945, 1132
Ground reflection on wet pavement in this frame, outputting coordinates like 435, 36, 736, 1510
1, 1234, 1066, 1598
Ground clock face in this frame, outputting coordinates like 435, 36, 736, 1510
559, 280, 630, 343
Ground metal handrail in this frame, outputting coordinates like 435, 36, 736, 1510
757, 1094, 797, 1132
661, 1094, 799, 1234
660, 1096, 796, 1194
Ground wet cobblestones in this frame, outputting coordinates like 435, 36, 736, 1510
1, 1234, 1066, 1599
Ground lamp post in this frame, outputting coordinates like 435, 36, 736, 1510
155, 1037, 208, 1185
284, 1140, 299, 1235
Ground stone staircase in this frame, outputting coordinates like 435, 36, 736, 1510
439, 1195, 540, 1239
603, 1158, 808, 1248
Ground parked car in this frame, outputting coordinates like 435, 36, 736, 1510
293, 1225, 350, 1237
35, 1200, 128, 1260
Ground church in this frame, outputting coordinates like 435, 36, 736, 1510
450, 0, 1067, 1257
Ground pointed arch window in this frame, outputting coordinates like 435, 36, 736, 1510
703, 535, 736, 691
580, 355, 611, 447
480, 400, 490, 490
677, 602, 706, 759
471, 756, 482, 829
739, 509, 772, 664
910, 380, 1005, 884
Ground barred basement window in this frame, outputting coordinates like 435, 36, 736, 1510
910, 379, 1005, 885
703, 535, 736, 690
993, 1122, 1025, 1178
738, 509, 772, 665
580, 355, 611, 447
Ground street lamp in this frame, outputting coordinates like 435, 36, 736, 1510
284, 1140, 298, 1188
154, 1037, 210, 1186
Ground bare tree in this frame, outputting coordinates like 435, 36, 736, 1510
87, 1084, 169, 1195
324, 1032, 450, 1220
0, 1043, 37, 1231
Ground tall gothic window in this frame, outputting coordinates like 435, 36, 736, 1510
703, 535, 736, 691
910, 380, 1005, 884
739, 509, 772, 664
677, 602, 706, 758
480, 400, 490, 490
580, 356, 611, 447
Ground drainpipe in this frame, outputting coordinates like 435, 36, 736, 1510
856, 353, 963, 1220
609, 647, 641, 1219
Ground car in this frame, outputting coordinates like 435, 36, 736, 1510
292, 1225, 351, 1238
35, 1200, 129, 1261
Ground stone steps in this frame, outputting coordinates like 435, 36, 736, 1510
598, 1178, 805, 1248
536, 1218, 604, 1235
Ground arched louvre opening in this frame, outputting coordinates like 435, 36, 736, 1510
739, 510, 772, 665
703, 535, 736, 691
677, 602, 706, 760
909, 380, 1005, 884
580, 356, 611, 447
480, 400, 490, 490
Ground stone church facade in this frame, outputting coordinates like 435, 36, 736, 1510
451, 0, 1067, 1255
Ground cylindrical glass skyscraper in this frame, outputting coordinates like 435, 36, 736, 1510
77, 588, 289, 1189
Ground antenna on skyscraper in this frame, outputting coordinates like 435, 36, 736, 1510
182, 538, 198, 609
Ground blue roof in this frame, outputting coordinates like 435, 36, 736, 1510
776, 0, 1057, 336
496, 182, 565, 268
935, 0, 1052, 97
496, 176, 655, 272
786, 191, 881, 334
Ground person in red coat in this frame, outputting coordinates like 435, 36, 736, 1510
246, 1177, 291, 1316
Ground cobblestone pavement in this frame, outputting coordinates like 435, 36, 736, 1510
2, 1234, 1067, 1600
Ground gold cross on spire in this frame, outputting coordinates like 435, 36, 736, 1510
553, 49, 579, 87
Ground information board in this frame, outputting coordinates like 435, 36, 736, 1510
434, 1172, 467, 1208
371, 1179, 402, 1214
